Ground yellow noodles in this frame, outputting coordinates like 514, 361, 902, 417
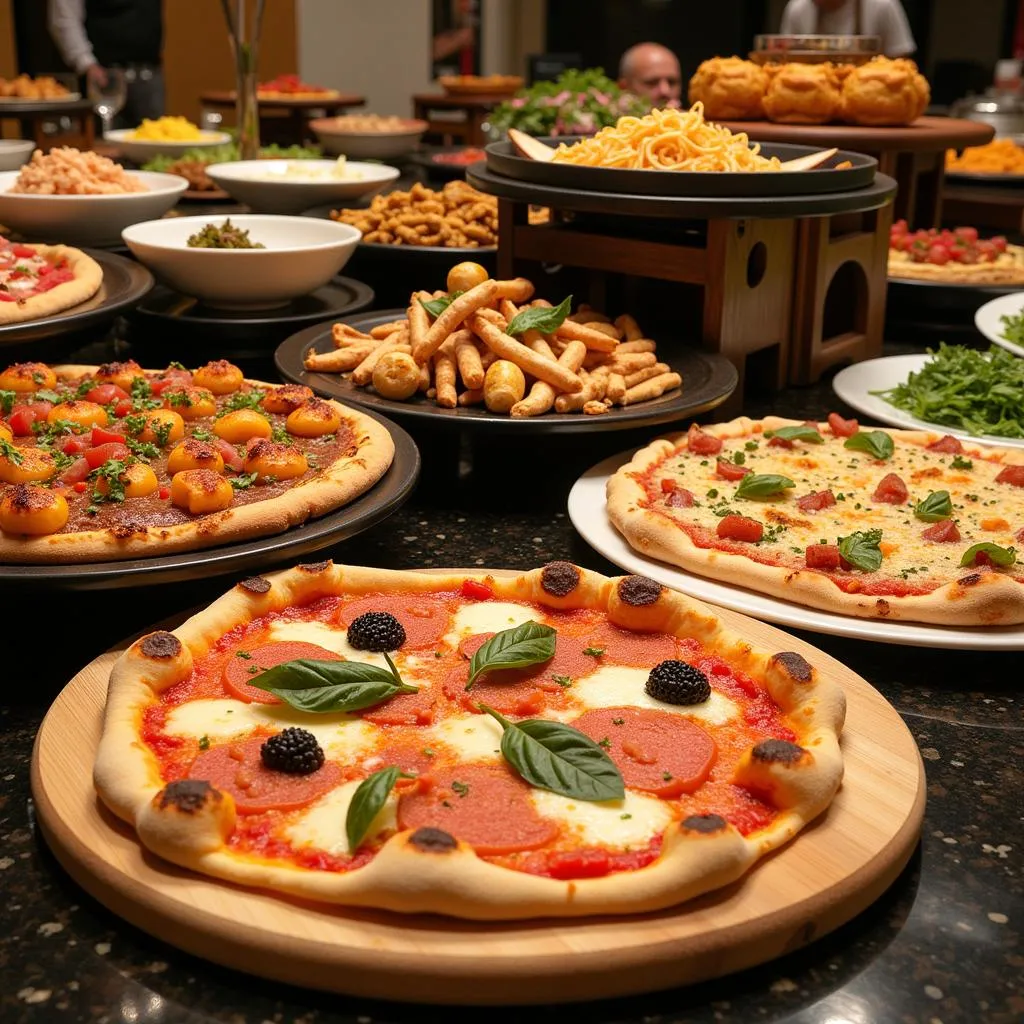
550, 103, 781, 172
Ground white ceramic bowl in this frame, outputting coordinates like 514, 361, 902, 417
121, 214, 362, 309
0, 170, 187, 246
103, 128, 232, 163
309, 117, 428, 159
206, 159, 400, 214
974, 291, 1024, 358
0, 140, 34, 172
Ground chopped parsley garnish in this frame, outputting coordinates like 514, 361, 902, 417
130, 377, 152, 401
951, 454, 974, 470
598, 736, 611, 749
583, 646, 605, 657
662, 771, 673, 781
552, 674, 573, 688
126, 439, 160, 460
89, 458, 132, 503
271, 425, 291, 444
235, 650, 252, 659
745, 440, 759, 450
191, 428, 214, 442
219, 390, 266, 414
422, 748, 436, 758
198, 735, 210, 751
165, 390, 193, 407
32, 418, 84, 445
121, 413, 148, 437
611, 717, 625, 726
732, 450, 745, 465
153, 421, 173, 446
451, 780, 471, 798
229, 471, 259, 490
620, 813, 632, 820
0, 390, 16, 414
0, 438, 24, 465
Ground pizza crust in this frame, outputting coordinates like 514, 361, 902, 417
94, 562, 845, 920
607, 416, 1024, 626
0, 367, 395, 563
0, 245, 103, 325
888, 243, 1024, 285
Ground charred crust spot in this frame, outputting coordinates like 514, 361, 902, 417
540, 561, 580, 598
158, 779, 219, 813
186, 468, 225, 495
8, 483, 52, 512
681, 813, 727, 834
958, 573, 982, 587
140, 631, 181, 660
98, 359, 141, 378
875, 599, 891, 617
298, 560, 331, 573
770, 652, 813, 683
752, 739, 806, 765
182, 437, 217, 459
301, 398, 336, 421
108, 522, 148, 540
617, 574, 663, 607
239, 576, 271, 594
409, 827, 458, 853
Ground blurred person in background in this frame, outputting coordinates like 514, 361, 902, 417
48, 0, 165, 126
618, 43, 682, 105
780, 0, 916, 58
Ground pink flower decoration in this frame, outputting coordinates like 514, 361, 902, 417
510, 97, 526, 108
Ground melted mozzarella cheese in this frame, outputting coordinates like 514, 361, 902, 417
444, 601, 538, 646
426, 714, 503, 762
530, 788, 672, 848
266, 620, 392, 669
285, 779, 396, 858
570, 666, 738, 725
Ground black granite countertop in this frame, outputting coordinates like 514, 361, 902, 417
1, 339, 1021, 1024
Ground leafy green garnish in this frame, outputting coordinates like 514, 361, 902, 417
837, 529, 884, 572
229, 471, 259, 490
950, 454, 974, 470
32, 389, 62, 405
191, 428, 215, 442
914, 490, 952, 522
505, 295, 572, 337
419, 291, 464, 319
0, 390, 15, 415
219, 390, 266, 414
464, 621, 556, 691
0, 437, 24, 465
89, 458, 132, 503
844, 430, 895, 461
126, 439, 161, 460
735, 473, 796, 500
345, 766, 413, 853
764, 425, 824, 444
959, 543, 1016, 568
32, 418, 84, 445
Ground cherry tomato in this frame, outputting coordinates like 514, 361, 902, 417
954, 226, 978, 242
993, 236, 1008, 253
926, 245, 950, 266
84, 442, 130, 468
91, 425, 125, 446
8, 402, 52, 436
72, 481, 88, 493
61, 458, 90, 485
461, 579, 493, 600
84, 383, 129, 405
113, 399, 133, 418
158, 486, 170, 500
62, 436, 92, 455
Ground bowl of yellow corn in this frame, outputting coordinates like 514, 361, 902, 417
105, 117, 232, 162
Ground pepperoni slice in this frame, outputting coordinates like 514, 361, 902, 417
796, 489, 836, 512
716, 459, 751, 481
361, 687, 437, 726
996, 465, 1024, 487
665, 486, 695, 508
805, 543, 841, 569
921, 520, 960, 543
189, 736, 343, 814
223, 641, 342, 704
872, 472, 908, 504
827, 412, 859, 437
927, 434, 963, 454
571, 708, 717, 798
337, 593, 451, 649
582, 623, 678, 668
397, 765, 559, 854
361, 741, 438, 778
686, 423, 722, 455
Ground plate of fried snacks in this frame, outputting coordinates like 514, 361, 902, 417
485, 104, 876, 197
946, 138, 1024, 183
275, 263, 738, 432
0, 74, 77, 103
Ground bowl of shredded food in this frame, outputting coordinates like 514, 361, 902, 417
310, 115, 428, 159
106, 116, 232, 161
0, 147, 187, 246
122, 213, 362, 309
946, 138, 1024, 180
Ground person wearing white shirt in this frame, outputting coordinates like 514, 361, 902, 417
780, 0, 916, 58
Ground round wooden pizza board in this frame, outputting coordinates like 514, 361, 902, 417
31, 582, 926, 1006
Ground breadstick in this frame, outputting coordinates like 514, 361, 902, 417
621, 371, 682, 405
458, 388, 484, 406
510, 340, 587, 418
469, 313, 582, 394
332, 323, 374, 346
568, 307, 612, 324
416, 280, 498, 363
615, 339, 656, 355
493, 278, 534, 303
417, 361, 431, 392
370, 320, 408, 339
352, 330, 410, 386
498, 298, 520, 322
615, 314, 643, 340
555, 319, 619, 353
606, 373, 627, 404
609, 352, 658, 375
588, 321, 622, 340
407, 292, 431, 354
305, 346, 374, 372
451, 328, 484, 389
554, 375, 604, 413
433, 339, 457, 409
624, 362, 670, 389
583, 399, 611, 415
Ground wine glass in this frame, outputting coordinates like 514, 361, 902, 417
88, 68, 127, 136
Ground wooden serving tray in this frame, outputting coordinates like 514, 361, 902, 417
30, 581, 925, 1005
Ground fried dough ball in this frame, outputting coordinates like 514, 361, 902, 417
243, 439, 309, 481
447, 261, 489, 293
840, 57, 929, 126
372, 351, 420, 401
167, 438, 225, 475
192, 359, 244, 395
170, 469, 235, 514
0, 447, 55, 483
0, 362, 57, 392
138, 409, 186, 446
0, 484, 68, 535
95, 462, 159, 498
285, 398, 341, 438
688, 57, 767, 120
162, 385, 217, 420
763, 63, 841, 125
484, 360, 526, 414
47, 400, 108, 429
261, 384, 314, 415
94, 359, 145, 391
214, 408, 273, 444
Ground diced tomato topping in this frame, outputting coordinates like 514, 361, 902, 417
954, 226, 978, 243
84, 384, 129, 405
61, 436, 91, 455
61, 458, 90, 485
716, 514, 763, 542
10, 244, 37, 259
72, 481, 88, 493
91, 425, 124, 446
767, 435, 794, 449
660, 478, 677, 493
921, 520, 961, 543
461, 579, 493, 600
686, 423, 723, 456
158, 486, 170, 499
995, 465, 1024, 487
544, 849, 613, 880
796, 489, 836, 512
827, 412, 858, 437
872, 472, 908, 504
927, 434, 963, 454
665, 487, 695, 508
805, 543, 841, 570
8, 402, 52, 436
113, 399, 133, 418
150, 368, 192, 394
716, 459, 751, 481
213, 437, 244, 472
84, 442, 129, 468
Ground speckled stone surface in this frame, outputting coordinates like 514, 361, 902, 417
1, 341, 1021, 1024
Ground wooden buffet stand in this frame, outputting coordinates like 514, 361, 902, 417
199, 90, 365, 145
0, 97, 95, 151
412, 92, 510, 147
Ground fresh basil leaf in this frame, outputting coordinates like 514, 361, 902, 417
837, 528, 884, 572
914, 490, 952, 522
346, 766, 413, 853
764, 425, 823, 444
465, 620, 556, 691
480, 705, 624, 802
959, 542, 1017, 568
419, 291, 464, 319
249, 658, 418, 713
844, 430, 895, 461
0, 437, 24, 465
0, 390, 15, 415
735, 473, 796, 500
505, 295, 572, 337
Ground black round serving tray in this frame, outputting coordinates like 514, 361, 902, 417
275, 309, 738, 435
485, 138, 877, 197
468, 164, 896, 220
408, 146, 487, 182
944, 170, 1024, 189
886, 275, 1023, 315
0, 249, 153, 346
0, 406, 419, 592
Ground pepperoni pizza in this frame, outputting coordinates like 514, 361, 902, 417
607, 415, 1024, 626
0, 237, 103, 324
94, 561, 844, 920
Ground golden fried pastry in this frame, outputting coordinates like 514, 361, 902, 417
840, 57, 929, 126
688, 57, 768, 120
762, 63, 841, 125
